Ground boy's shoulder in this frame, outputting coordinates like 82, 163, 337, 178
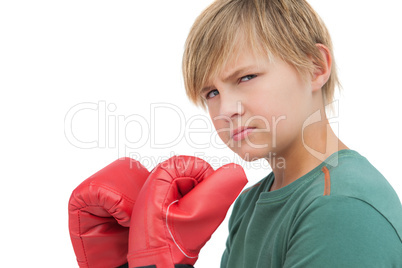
320, 150, 401, 211
303, 149, 402, 242
293, 150, 399, 202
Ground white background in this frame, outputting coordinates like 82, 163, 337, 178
1, 0, 401, 267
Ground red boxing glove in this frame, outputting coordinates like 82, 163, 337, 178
69, 158, 150, 268
127, 156, 248, 268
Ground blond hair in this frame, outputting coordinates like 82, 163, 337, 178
183, 0, 339, 109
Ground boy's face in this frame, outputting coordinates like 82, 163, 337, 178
202, 46, 314, 161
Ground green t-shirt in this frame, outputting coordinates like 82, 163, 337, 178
221, 150, 402, 267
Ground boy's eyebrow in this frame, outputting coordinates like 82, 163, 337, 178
223, 66, 256, 83
201, 65, 256, 93
200, 86, 212, 96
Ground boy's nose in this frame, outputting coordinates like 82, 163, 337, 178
218, 95, 244, 121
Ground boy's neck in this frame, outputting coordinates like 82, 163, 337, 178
268, 118, 348, 192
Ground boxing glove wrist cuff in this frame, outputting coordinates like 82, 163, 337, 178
135, 264, 194, 268
129, 246, 195, 268
129, 246, 175, 268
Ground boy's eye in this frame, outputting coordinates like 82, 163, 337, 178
240, 74, 257, 82
206, 89, 219, 99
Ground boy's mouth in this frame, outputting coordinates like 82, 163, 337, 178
231, 127, 256, 141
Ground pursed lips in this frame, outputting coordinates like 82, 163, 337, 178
231, 126, 256, 141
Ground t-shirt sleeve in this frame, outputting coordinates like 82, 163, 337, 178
220, 189, 251, 268
283, 196, 402, 267
220, 197, 242, 268
221, 244, 229, 268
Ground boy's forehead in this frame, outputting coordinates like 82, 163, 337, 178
204, 45, 270, 86
196, 29, 272, 97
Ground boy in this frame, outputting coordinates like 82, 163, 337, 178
182, 0, 402, 267
69, 1, 402, 267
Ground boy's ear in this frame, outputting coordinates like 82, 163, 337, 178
311, 44, 331, 92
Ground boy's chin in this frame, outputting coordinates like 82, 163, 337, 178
231, 147, 270, 162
